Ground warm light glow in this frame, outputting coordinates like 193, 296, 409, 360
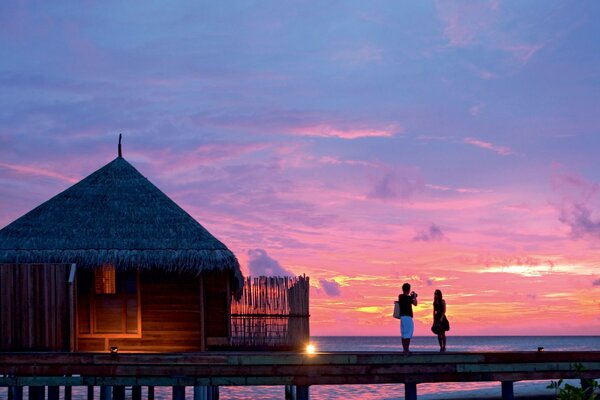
306, 344, 316, 354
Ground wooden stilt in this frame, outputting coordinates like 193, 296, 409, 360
48, 386, 59, 400
405, 383, 417, 400
87, 386, 94, 400
501, 381, 514, 400
147, 386, 155, 400
29, 386, 45, 400
99, 386, 111, 400
132, 385, 142, 400
173, 386, 186, 400
113, 385, 125, 400
9, 386, 23, 400
295, 385, 309, 400
64, 386, 72, 400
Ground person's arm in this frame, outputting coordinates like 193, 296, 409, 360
412, 297, 418, 306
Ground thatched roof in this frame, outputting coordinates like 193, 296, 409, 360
0, 155, 243, 289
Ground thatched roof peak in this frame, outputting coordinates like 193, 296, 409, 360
0, 156, 242, 288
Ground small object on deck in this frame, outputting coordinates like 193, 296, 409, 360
538, 346, 544, 352
110, 346, 119, 354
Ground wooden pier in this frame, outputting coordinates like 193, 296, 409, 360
1, 351, 599, 399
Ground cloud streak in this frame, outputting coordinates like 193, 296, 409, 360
464, 137, 512, 156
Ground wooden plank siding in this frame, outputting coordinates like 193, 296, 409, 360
76, 271, 214, 352
0, 263, 72, 351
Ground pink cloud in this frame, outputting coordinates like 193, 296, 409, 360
292, 124, 397, 139
0, 162, 79, 183
464, 137, 512, 156
503, 43, 544, 65
333, 43, 383, 65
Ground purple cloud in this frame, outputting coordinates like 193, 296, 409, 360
414, 224, 446, 242
592, 279, 600, 287
247, 249, 294, 277
319, 279, 341, 297
367, 167, 424, 202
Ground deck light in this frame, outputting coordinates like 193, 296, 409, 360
306, 344, 316, 354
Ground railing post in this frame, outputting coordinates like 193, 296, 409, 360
148, 386, 155, 400
501, 381, 514, 400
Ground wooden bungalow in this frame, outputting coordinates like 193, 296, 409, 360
0, 142, 244, 352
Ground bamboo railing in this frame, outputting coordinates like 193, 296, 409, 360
230, 276, 309, 348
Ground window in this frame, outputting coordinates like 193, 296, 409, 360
77, 268, 141, 338
95, 264, 116, 294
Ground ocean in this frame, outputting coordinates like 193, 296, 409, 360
2, 336, 598, 399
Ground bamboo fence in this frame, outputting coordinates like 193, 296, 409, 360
230, 275, 309, 348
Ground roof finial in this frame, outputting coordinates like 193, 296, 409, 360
118, 134, 122, 158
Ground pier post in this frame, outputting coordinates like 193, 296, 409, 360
295, 385, 309, 400
99, 385, 111, 400
148, 386, 155, 400
132, 385, 142, 400
113, 385, 125, 400
8, 386, 23, 400
194, 386, 219, 400
65, 385, 72, 400
501, 381, 514, 400
87, 386, 94, 400
405, 383, 417, 400
29, 386, 45, 400
173, 385, 186, 400
48, 386, 59, 400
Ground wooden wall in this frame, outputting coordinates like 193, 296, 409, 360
77, 270, 232, 352
0, 263, 73, 352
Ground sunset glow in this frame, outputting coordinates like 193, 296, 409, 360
1, 1, 599, 336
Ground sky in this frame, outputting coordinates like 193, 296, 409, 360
1, 1, 599, 336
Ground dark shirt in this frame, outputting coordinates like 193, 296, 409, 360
398, 294, 413, 317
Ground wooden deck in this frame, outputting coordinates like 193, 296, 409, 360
1, 351, 599, 399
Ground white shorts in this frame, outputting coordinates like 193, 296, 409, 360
400, 316, 414, 339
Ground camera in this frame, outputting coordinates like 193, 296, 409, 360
410, 291, 418, 298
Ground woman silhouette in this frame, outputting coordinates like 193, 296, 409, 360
432, 289, 449, 351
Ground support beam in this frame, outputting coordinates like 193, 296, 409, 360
87, 386, 94, 400
501, 381, 514, 400
405, 383, 417, 400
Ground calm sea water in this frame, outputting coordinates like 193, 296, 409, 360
2, 336, 598, 399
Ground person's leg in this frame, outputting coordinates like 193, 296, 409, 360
442, 333, 446, 351
402, 338, 410, 353
437, 334, 443, 351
